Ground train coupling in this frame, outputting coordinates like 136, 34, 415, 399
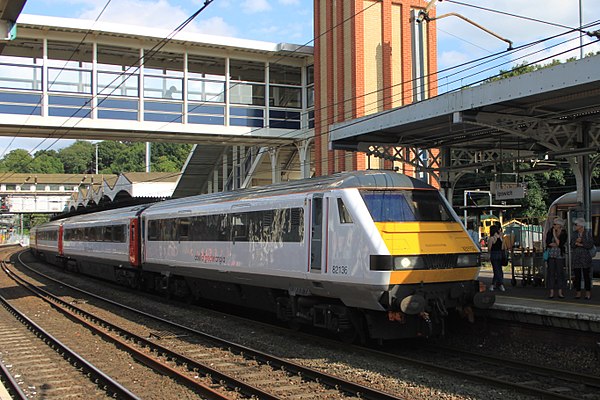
399, 294, 427, 315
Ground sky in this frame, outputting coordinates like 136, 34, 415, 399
4, 0, 600, 154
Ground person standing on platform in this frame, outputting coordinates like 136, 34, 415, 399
488, 224, 506, 291
467, 222, 481, 250
545, 217, 567, 299
570, 217, 594, 300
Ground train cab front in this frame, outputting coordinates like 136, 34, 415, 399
370, 253, 495, 339
380, 279, 494, 338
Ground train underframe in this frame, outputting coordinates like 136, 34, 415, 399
117, 265, 491, 342
33, 250, 492, 342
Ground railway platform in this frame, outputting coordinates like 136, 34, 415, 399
476, 269, 600, 333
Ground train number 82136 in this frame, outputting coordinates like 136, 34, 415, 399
331, 265, 348, 274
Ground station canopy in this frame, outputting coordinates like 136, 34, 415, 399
331, 55, 600, 172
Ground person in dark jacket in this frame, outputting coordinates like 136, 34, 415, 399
488, 224, 506, 292
570, 217, 594, 300
545, 217, 567, 299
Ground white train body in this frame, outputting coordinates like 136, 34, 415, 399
142, 187, 390, 311
30, 220, 62, 263
30, 171, 492, 340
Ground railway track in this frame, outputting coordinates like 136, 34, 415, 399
0, 291, 139, 399
0, 245, 134, 399
14, 247, 599, 400
5, 248, 402, 400
0, 259, 227, 399
379, 343, 600, 400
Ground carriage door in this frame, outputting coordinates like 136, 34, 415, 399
129, 218, 140, 267
310, 194, 324, 272
58, 225, 64, 256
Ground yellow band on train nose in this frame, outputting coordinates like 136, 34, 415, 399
389, 267, 480, 284
375, 222, 480, 255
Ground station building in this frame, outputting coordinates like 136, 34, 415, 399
0, 172, 180, 214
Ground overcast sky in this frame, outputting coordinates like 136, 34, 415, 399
4, 0, 599, 154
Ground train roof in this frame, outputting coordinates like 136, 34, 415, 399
31, 219, 63, 231
57, 204, 150, 224
146, 170, 434, 211
550, 189, 600, 207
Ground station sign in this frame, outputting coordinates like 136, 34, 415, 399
492, 182, 526, 200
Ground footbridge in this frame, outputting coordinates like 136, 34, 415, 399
0, 14, 314, 195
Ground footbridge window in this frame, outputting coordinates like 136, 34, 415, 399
143, 50, 184, 123
97, 44, 140, 120
47, 40, 93, 118
187, 54, 226, 125
230, 59, 265, 127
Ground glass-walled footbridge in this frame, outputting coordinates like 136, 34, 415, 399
0, 15, 315, 192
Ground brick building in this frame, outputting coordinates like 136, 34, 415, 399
313, 0, 437, 181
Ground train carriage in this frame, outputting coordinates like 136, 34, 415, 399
60, 205, 148, 284
29, 219, 63, 264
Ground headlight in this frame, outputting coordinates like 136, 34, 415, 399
393, 256, 425, 270
457, 254, 479, 267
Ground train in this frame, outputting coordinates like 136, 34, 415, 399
30, 170, 494, 341
479, 214, 500, 244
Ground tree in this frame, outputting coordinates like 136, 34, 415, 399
111, 142, 146, 173
485, 59, 566, 83
98, 141, 128, 173
59, 140, 94, 173
0, 149, 33, 173
151, 143, 191, 172
26, 214, 51, 228
153, 155, 179, 172
31, 150, 64, 173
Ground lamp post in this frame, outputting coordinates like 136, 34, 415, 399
579, 0, 584, 59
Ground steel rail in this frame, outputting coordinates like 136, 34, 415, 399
428, 343, 600, 389
0, 277, 142, 400
0, 346, 28, 400
365, 344, 591, 400
17, 250, 403, 400
3, 261, 252, 400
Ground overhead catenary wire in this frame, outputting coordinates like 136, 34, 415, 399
0, 0, 217, 183
38, 20, 600, 197
2, 5, 599, 196
0, 0, 114, 161
446, 0, 589, 33
102, 26, 600, 197
250, 21, 600, 160
6, 6, 595, 171
2, 0, 381, 190
143, 17, 600, 165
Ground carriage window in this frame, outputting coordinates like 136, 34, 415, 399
148, 208, 303, 243
148, 220, 158, 240
113, 225, 126, 242
178, 218, 190, 240
231, 213, 248, 241
337, 198, 353, 224
104, 226, 112, 241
